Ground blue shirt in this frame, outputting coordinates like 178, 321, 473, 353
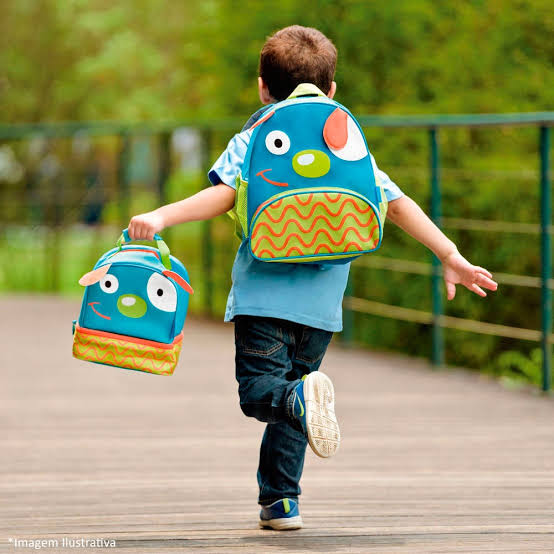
208, 111, 404, 332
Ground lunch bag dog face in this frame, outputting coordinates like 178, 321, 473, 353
72, 231, 193, 375
231, 83, 388, 263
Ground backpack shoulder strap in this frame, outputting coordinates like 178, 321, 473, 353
241, 105, 274, 132
226, 107, 274, 240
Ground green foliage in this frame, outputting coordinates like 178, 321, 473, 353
492, 347, 543, 386
1, 0, 552, 123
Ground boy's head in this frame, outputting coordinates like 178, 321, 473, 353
259, 25, 337, 103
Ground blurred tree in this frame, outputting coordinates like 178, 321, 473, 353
1, 0, 552, 123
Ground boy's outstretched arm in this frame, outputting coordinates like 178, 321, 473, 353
127, 183, 235, 240
386, 195, 498, 300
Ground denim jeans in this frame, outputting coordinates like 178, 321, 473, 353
234, 315, 333, 506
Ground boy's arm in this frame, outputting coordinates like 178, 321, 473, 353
128, 183, 235, 240
386, 195, 498, 300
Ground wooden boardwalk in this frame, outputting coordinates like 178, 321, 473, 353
1, 296, 553, 553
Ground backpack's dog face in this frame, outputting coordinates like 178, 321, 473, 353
78, 249, 193, 342
248, 104, 369, 216
246, 103, 380, 261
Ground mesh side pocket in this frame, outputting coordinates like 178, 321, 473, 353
235, 173, 248, 237
375, 173, 388, 224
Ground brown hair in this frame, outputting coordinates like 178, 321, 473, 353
259, 25, 337, 101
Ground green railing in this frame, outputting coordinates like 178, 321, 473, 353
1, 112, 553, 391
342, 113, 553, 392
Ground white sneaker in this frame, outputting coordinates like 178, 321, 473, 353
293, 371, 340, 458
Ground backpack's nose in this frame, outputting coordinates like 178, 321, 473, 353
292, 149, 330, 178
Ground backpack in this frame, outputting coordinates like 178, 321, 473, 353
229, 83, 388, 264
72, 230, 193, 375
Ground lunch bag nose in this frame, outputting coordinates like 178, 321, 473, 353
292, 149, 330, 178
117, 294, 147, 318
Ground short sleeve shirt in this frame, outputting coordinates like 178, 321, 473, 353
208, 110, 404, 332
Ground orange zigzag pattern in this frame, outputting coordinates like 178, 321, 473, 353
282, 193, 344, 207
74, 342, 174, 369
251, 211, 375, 240
75, 338, 171, 361
76, 339, 171, 361
257, 240, 366, 258
73, 330, 180, 374
296, 194, 313, 206
252, 224, 380, 253
262, 198, 371, 224
75, 344, 173, 367
323, 193, 342, 203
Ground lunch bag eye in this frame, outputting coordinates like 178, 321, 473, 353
147, 273, 177, 312
100, 274, 119, 294
265, 130, 290, 155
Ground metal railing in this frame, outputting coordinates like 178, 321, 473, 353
342, 113, 553, 392
1, 112, 553, 390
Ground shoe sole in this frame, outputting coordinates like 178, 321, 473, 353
259, 515, 303, 530
304, 371, 340, 458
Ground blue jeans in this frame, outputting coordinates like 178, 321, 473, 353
234, 315, 333, 506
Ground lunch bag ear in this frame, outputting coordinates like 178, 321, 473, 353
78, 264, 112, 286
162, 270, 194, 295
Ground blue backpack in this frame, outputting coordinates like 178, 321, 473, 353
229, 83, 388, 264
72, 230, 193, 375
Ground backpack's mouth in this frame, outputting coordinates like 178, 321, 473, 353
249, 188, 381, 261
256, 169, 289, 187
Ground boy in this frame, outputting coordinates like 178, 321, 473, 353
128, 25, 497, 530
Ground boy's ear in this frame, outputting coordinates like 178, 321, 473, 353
327, 81, 337, 99
258, 77, 273, 105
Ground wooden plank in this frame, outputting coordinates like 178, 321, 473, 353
0, 297, 553, 553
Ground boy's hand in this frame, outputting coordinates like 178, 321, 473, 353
128, 211, 165, 241
386, 197, 498, 300
442, 251, 498, 300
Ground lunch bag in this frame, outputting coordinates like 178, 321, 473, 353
229, 83, 388, 264
72, 229, 193, 375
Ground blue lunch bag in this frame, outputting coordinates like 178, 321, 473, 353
72, 229, 193, 375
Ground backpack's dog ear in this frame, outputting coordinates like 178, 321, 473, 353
323, 107, 349, 149
78, 264, 112, 286
324, 107, 367, 162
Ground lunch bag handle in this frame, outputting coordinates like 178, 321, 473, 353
116, 228, 172, 270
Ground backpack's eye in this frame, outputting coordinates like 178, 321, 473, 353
99, 274, 119, 294
147, 273, 177, 312
265, 130, 290, 155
